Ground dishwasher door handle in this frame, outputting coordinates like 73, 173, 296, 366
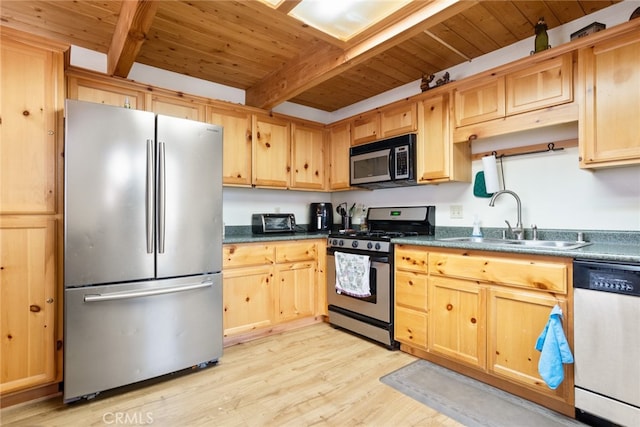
84, 281, 213, 302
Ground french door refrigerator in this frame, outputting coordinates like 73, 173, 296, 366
63, 99, 223, 402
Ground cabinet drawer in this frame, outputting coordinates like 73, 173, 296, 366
395, 306, 427, 349
223, 244, 275, 268
429, 252, 568, 294
395, 270, 427, 311
275, 241, 317, 263
395, 247, 428, 273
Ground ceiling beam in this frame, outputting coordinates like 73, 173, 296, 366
245, 0, 477, 110
107, 0, 159, 78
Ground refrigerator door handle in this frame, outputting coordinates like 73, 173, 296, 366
146, 139, 155, 254
83, 280, 214, 302
158, 141, 166, 254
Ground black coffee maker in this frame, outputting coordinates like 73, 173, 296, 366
309, 202, 333, 232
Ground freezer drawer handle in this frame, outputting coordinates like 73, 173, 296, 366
83, 280, 213, 302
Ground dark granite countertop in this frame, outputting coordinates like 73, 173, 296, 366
392, 228, 640, 264
223, 225, 640, 263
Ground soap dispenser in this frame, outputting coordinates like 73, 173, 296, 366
471, 215, 483, 238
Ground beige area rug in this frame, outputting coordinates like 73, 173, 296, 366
380, 360, 586, 427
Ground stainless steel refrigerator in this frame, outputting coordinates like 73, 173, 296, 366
63, 99, 223, 402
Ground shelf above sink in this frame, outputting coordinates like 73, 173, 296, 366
437, 236, 592, 250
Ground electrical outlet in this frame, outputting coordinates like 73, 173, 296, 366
450, 205, 463, 219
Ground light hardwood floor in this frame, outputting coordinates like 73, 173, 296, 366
1, 323, 463, 426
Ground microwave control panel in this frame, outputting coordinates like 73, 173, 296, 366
395, 146, 409, 179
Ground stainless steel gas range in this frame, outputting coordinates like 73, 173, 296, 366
326, 206, 435, 348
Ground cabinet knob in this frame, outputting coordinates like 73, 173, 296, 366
46, 298, 54, 304
446, 303, 453, 311
29, 305, 41, 312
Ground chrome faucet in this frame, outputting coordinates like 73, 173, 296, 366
489, 190, 524, 240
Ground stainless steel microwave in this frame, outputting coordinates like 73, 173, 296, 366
349, 134, 417, 189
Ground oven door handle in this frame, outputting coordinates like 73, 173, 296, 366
327, 250, 388, 264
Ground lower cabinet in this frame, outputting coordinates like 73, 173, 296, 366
222, 240, 322, 344
0, 217, 57, 395
394, 245, 574, 415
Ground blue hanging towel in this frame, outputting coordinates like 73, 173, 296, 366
535, 304, 574, 389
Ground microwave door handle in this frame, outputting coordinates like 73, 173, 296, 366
388, 148, 394, 179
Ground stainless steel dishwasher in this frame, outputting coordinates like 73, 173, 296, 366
573, 259, 640, 427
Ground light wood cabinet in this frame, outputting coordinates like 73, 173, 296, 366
67, 74, 145, 109
454, 78, 505, 127
416, 93, 471, 184
506, 53, 573, 116
395, 245, 574, 414
1, 30, 65, 398
1, 38, 62, 215
252, 114, 291, 188
578, 31, 640, 168
380, 102, 417, 138
290, 122, 326, 190
208, 106, 253, 186
327, 122, 352, 190
428, 276, 486, 369
145, 92, 205, 120
488, 287, 571, 402
351, 112, 380, 145
0, 218, 57, 394
222, 240, 322, 343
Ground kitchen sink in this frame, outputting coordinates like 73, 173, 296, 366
437, 236, 592, 250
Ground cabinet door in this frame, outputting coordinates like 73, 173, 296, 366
147, 93, 205, 121
291, 123, 325, 190
506, 53, 573, 116
275, 262, 315, 322
394, 246, 429, 273
417, 95, 450, 182
428, 276, 486, 369
209, 108, 253, 186
454, 77, 505, 127
67, 75, 144, 109
328, 122, 351, 190
579, 32, 640, 167
222, 266, 274, 337
380, 102, 417, 138
275, 241, 317, 263
488, 288, 571, 400
395, 306, 427, 349
1, 40, 59, 214
252, 115, 291, 188
351, 112, 380, 145
0, 218, 56, 394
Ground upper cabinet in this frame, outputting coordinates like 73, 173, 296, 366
252, 114, 291, 188
327, 122, 352, 191
454, 78, 506, 128
416, 93, 470, 184
505, 53, 573, 116
351, 111, 380, 145
578, 31, 640, 168
380, 102, 417, 138
67, 73, 144, 109
208, 105, 253, 187
1, 37, 63, 214
290, 122, 326, 190
146, 93, 205, 121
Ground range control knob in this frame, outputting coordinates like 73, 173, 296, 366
367, 242, 373, 249
375, 243, 381, 250
339, 240, 344, 246
352, 240, 359, 248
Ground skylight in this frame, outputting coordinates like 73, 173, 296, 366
265, 0, 412, 41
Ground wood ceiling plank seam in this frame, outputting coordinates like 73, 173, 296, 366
383, 46, 439, 78
163, 0, 322, 51
132, 51, 258, 89
143, 27, 287, 73
365, 54, 423, 84
303, 78, 379, 104
420, 23, 486, 63
151, 10, 310, 59
545, 1, 587, 24
512, 1, 562, 28
577, 1, 619, 15
459, 5, 519, 47
436, 14, 502, 56
399, 37, 459, 71
477, 1, 535, 40
0, 3, 115, 52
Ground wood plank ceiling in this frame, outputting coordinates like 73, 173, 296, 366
0, 0, 620, 112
